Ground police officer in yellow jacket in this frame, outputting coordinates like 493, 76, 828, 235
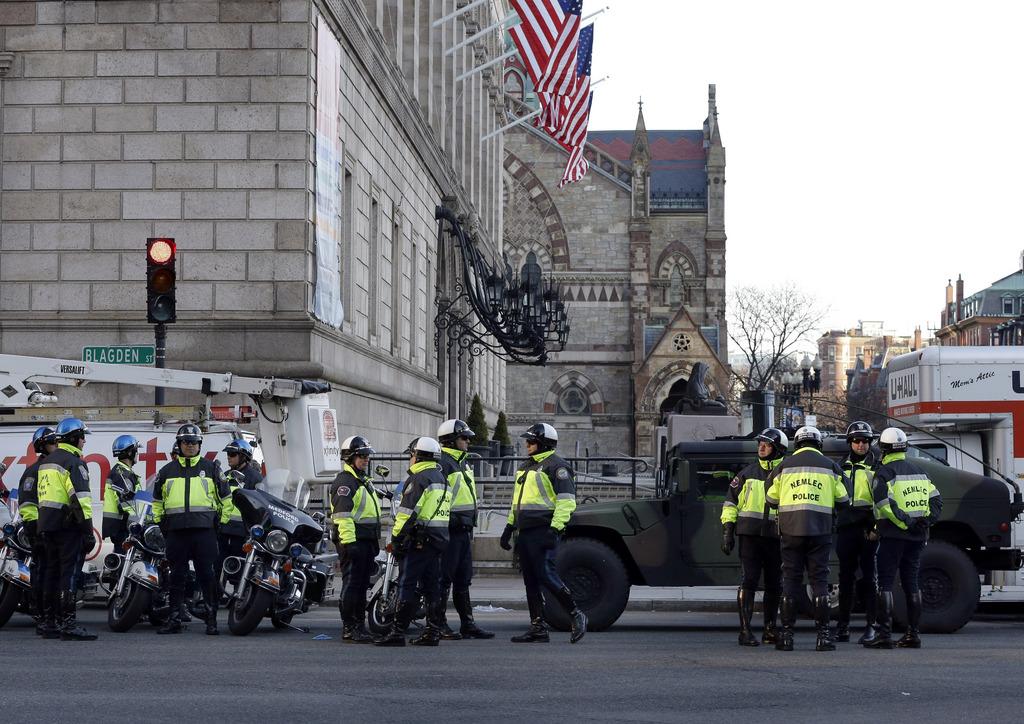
152, 423, 228, 635
37, 418, 98, 641
721, 428, 787, 646
865, 427, 942, 649
218, 439, 262, 570
836, 421, 880, 645
329, 435, 381, 644
434, 419, 494, 641
765, 425, 849, 652
18, 426, 57, 637
375, 437, 451, 647
500, 423, 587, 644
102, 435, 142, 549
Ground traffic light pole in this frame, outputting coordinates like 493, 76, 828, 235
154, 322, 166, 405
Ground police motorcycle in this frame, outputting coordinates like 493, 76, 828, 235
365, 465, 425, 635
0, 501, 34, 628
103, 493, 173, 632
221, 473, 331, 636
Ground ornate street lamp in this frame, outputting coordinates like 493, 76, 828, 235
433, 206, 569, 365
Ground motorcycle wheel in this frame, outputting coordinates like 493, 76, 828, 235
0, 581, 20, 628
271, 613, 294, 629
367, 588, 397, 636
108, 582, 152, 633
228, 584, 274, 636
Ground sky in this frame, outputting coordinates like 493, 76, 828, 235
584, 0, 1024, 339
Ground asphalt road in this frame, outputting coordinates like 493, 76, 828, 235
2, 607, 1022, 723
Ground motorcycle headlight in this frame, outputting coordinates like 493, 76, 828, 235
289, 543, 304, 558
265, 529, 289, 554
143, 525, 165, 552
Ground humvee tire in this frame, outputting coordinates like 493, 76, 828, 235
545, 537, 630, 632
892, 540, 979, 634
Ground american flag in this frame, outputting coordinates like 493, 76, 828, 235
508, 0, 566, 86
546, 24, 592, 149
535, 0, 583, 96
556, 25, 594, 187
508, 0, 583, 127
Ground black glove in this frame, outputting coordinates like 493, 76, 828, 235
499, 524, 514, 551
391, 533, 411, 557
338, 543, 351, 565
81, 532, 95, 555
542, 526, 560, 550
23, 520, 37, 544
721, 523, 736, 555
912, 517, 930, 532
124, 489, 135, 502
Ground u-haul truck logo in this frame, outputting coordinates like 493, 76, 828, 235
889, 369, 919, 403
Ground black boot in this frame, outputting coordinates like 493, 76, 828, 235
159, 591, 184, 635
34, 614, 46, 637
41, 598, 61, 639
434, 586, 461, 640
410, 595, 443, 646
553, 585, 587, 643
205, 610, 219, 636
858, 584, 879, 645
454, 589, 494, 639
737, 589, 759, 647
761, 590, 780, 645
59, 592, 97, 641
865, 591, 893, 649
375, 599, 417, 646
814, 595, 834, 651
897, 592, 922, 648
835, 585, 853, 642
511, 591, 550, 643
776, 596, 795, 651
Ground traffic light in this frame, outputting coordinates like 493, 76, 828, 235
146, 237, 176, 324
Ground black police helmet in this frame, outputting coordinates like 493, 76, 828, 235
755, 427, 789, 457
176, 423, 203, 446
437, 419, 476, 445
341, 435, 374, 460
520, 423, 558, 451
846, 421, 874, 443
32, 426, 57, 454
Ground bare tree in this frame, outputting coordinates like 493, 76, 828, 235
728, 284, 828, 391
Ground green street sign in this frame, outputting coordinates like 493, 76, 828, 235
82, 345, 155, 366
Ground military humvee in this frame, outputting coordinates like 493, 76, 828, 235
546, 437, 1023, 633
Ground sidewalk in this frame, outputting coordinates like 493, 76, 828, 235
468, 576, 736, 612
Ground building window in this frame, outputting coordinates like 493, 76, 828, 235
557, 385, 591, 416
672, 332, 692, 352
1004, 297, 1014, 315
368, 196, 380, 339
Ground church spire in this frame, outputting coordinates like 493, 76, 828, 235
630, 98, 650, 166
630, 98, 650, 219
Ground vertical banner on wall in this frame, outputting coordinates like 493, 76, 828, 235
313, 17, 344, 328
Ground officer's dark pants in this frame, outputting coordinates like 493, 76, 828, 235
165, 528, 219, 619
516, 525, 575, 616
739, 535, 782, 592
837, 522, 877, 610
337, 539, 376, 624
217, 533, 244, 586
108, 530, 128, 550
441, 526, 473, 594
780, 534, 831, 598
31, 539, 48, 616
398, 543, 443, 605
876, 538, 924, 593
41, 529, 85, 613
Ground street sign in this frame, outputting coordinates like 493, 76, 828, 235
82, 345, 155, 366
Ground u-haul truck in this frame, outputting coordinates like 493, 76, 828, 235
887, 346, 1024, 592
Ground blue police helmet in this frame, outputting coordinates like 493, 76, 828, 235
223, 438, 253, 461
55, 417, 90, 440
32, 426, 56, 454
112, 434, 140, 459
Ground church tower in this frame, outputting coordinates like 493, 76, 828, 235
629, 101, 653, 372
703, 85, 727, 358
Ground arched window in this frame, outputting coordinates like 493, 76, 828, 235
668, 266, 685, 307
557, 384, 591, 415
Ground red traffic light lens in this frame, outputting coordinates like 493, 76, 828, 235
151, 268, 174, 294
148, 239, 175, 264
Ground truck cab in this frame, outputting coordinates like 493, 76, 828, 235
551, 437, 1021, 634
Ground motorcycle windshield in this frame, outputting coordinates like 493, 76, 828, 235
232, 488, 322, 546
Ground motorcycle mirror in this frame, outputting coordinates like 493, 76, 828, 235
374, 464, 391, 479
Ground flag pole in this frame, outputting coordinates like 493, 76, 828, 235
432, 0, 490, 28
581, 6, 610, 23
481, 108, 542, 142
446, 12, 519, 56
455, 47, 517, 82
479, 77, 608, 142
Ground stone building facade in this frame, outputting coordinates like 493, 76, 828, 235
0, 0, 510, 452
501, 84, 730, 459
